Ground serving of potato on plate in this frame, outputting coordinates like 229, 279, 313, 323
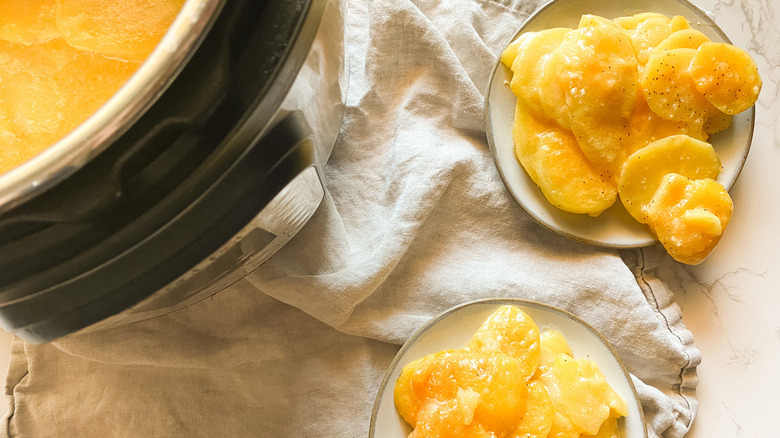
497, 11, 761, 264
393, 305, 629, 438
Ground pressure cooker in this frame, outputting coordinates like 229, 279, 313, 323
0, 0, 347, 343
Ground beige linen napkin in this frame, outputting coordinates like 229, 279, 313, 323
2, 0, 699, 437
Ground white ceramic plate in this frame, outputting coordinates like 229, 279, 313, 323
369, 299, 646, 438
485, 0, 755, 248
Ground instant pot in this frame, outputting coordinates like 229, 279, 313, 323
0, 0, 347, 343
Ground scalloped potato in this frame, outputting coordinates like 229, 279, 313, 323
394, 305, 628, 438
690, 42, 763, 115
646, 173, 733, 265
641, 48, 720, 122
650, 28, 710, 55
512, 101, 617, 217
614, 12, 677, 66
618, 134, 722, 224
542, 23, 639, 178
500, 12, 760, 264
507, 27, 570, 122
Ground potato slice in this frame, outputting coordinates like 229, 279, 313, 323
541, 25, 639, 174
2, 47, 139, 174
641, 48, 719, 122
467, 305, 540, 380
571, 120, 638, 181
690, 42, 762, 115
670, 15, 692, 32
540, 328, 573, 359
578, 14, 626, 32
3, 71, 62, 143
533, 328, 574, 380
506, 28, 570, 120
614, 12, 673, 65
547, 411, 580, 438
509, 380, 555, 438
651, 28, 710, 55
589, 415, 621, 438
542, 25, 638, 122
703, 111, 732, 135
500, 32, 534, 68
618, 134, 721, 223
55, 0, 184, 61
537, 354, 628, 436
513, 102, 617, 216
646, 173, 733, 264
627, 95, 706, 156
614, 12, 669, 30
394, 350, 527, 437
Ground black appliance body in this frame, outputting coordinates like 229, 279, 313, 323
0, 0, 347, 343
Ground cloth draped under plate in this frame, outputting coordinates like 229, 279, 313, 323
2, 0, 699, 437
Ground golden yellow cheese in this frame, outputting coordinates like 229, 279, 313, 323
535, 327, 627, 438
586, 416, 621, 438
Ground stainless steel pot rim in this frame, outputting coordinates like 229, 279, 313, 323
0, 0, 224, 211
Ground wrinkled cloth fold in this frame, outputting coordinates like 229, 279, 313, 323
3, 1, 699, 437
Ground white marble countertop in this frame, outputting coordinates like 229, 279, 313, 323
661, 0, 780, 436
0, 0, 776, 436
648, 0, 780, 435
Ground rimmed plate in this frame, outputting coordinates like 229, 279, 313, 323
369, 298, 647, 437
485, 0, 754, 248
